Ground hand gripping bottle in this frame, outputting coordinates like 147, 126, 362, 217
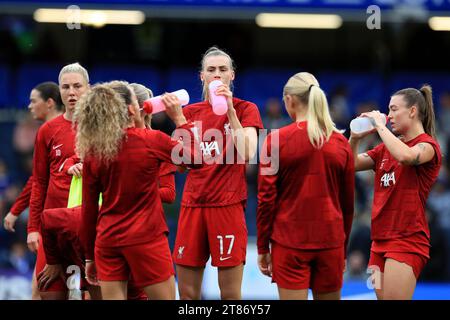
142, 89, 189, 114
208, 80, 228, 115
350, 113, 388, 134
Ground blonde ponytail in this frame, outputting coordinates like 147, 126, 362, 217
284, 72, 339, 148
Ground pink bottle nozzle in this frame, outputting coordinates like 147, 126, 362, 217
208, 80, 228, 116
143, 100, 153, 114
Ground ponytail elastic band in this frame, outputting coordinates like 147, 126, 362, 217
308, 84, 314, 92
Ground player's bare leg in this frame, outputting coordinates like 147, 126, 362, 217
277, 288, 309, 300
218, 264, 244, 300
374, 272, 384, 300
312, 290, 341, 300
99, 281, 127, 300
143, 275, 175, 300
382, 258, 416, 300
31, 266, 41, 300
176, 265, 204, 300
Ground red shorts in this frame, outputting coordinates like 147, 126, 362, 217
95, 235, 174, 288
173, 203, 247, 267
368, 251, 427, 279
35, 234, 67, 293
271, 241, 345, 293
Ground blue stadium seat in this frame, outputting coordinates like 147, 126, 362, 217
387, 73, 450, 115
15, 63, 61, 109
237, 68, 294, 113
0, 65, 10, 108
89, 65, 161, 94
165, 68, 202, 103
317, 71, 385, 115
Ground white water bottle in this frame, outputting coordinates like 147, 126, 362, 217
350, 114, 387, 134
142, 89, 189, 114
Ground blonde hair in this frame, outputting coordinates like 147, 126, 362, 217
74, 84, 129, 163
200, 46, 235, 100
130, 83, 153, 106
130, 83, 153, 129
59, 62, 89, 84
283, 72, 339, 149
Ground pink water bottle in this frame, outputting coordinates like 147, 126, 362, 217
142, 89, 189, 114
208, 80, 228, 115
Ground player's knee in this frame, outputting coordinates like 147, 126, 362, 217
219, 287, 241, 300
179, 285, 201, 300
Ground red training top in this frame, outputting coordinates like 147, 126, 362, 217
366, 133, 442, 246
42, 161, 177, 265
10, 177, 33, 216
28, 114, 75, 233
257, 121, 355, 255
181, 97, 263, 207
80, 124, 198, 260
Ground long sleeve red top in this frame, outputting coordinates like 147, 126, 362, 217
41, 162, 177, 265
28, 115, 75, 233
10, 177, 33, 216
80, 124, 198, 260
257, 121, 355, 255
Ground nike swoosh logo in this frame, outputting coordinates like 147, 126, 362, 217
53, 144, 63, 150
219, 256, 232, 261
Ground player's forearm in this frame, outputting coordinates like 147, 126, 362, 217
348, 137, 362, 168
376, 125, 414, 164
256, 173, 278, 254
350, 137, 374, 172
228, 110, 258, 161
28, 182, 47, 232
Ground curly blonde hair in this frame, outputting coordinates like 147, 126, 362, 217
74, 84, 129, 163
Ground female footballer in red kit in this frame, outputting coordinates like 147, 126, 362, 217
39, 82, 178, 300
172, 47, 263, 300
28, 63, 90, 300
4, 82, 63, 230
257, 72, 355, 300
78, 84, 198, 300
130, 82, 177, 204
350, 85, 441, 300
3, 81, 63, 299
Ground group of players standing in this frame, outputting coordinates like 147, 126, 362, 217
3, 46, 441, 300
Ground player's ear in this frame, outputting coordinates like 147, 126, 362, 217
409, 105, 418, 119
128, 104, 136, 116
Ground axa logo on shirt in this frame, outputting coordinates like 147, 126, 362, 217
380, 172, 396, 187
200, 141, 221, 156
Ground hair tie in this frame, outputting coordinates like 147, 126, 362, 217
308, 84, 314, 92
